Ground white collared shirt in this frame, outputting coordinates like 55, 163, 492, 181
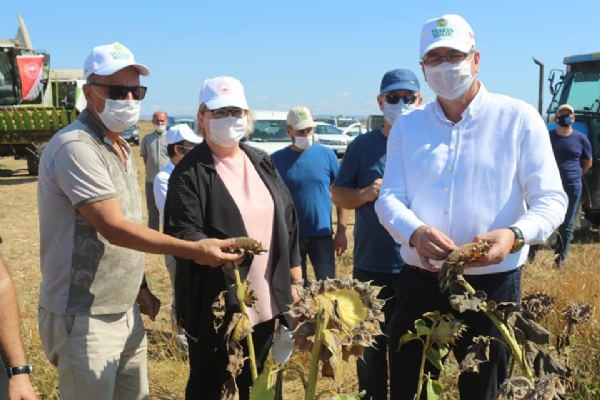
375, 83, 568, 275
153, 160, 175, 225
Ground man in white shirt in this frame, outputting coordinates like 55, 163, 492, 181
374, 14, 567, 400
154, 124, 202, 345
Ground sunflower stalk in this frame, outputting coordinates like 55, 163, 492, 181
416, 335, 432, 400
460, 278, 534, 381
233, 262, 258, 381
305, 305, 330, 400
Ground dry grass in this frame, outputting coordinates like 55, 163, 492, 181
0, 121, 599, 398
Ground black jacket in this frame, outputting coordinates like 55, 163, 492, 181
163, 141, 301, 343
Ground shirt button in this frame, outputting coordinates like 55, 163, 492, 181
443, 211, 449, 215
450, 147, 456, 151
445, 188, 450, 193
448, 166, 453, 171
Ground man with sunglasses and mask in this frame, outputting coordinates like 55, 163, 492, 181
374, 15, 567, 400
153, 124, 202, 348
141, 110, 170, 231
37, 43, 241, 400
331, 69, 421, 400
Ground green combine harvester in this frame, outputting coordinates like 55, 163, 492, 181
0, 14, 84, 175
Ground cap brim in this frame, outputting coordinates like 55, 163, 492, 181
93, 62, 150, 77
205, 97, 249, 110
421, 40, 473, 58
292, 120, 316, 130
382, 82, 420, 93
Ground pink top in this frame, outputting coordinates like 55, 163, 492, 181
214, 153, 279, 325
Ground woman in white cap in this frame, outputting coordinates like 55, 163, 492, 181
163, 76, 302, 399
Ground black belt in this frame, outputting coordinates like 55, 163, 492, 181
406, 264, 522, 281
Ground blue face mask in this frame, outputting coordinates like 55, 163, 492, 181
557, 114, 573, 127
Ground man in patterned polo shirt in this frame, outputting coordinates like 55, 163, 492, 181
37, 42, 241, 400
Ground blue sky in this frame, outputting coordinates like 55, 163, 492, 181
3, 0, 598, 118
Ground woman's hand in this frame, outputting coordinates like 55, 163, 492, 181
137, 288, 161, 321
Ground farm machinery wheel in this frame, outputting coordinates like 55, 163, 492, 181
25, 143, 46, 176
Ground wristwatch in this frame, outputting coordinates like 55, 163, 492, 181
6, 363, 33, 378
508, 226, 525, 254
291, 279, 305, 286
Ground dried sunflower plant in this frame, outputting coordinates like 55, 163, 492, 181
435, 241, 572, 400
211, 237, 268, 399
251, 277, 387, 400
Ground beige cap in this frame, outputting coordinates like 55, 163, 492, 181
557, 104, 574, 114
287, 106, 316, 130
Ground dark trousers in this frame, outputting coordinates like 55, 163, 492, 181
299, 235, 336, 281
555, 187, 582, 263
353, 268, 399, 400
144, 181, 160, 231
185, 318, 276, 400
388, 266, 522, 400
0, 357, 7, 400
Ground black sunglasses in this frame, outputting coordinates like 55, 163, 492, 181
89, 83, 147, 101
385, 94, 417, 105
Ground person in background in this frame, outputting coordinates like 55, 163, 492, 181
331, 68, 421, 400
270, 106, 348, 282
163, 76, 302, 400
375, 14, 567, 400
153, 124, 202, 347
0, 252, 37, 400
548, 104, 592, 268
141, 110, 169, 231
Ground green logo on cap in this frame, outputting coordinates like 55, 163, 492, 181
298, 111, 308, 121
113, 43, 124, 51
436, 18, 447, 28
432, 28, 454, 38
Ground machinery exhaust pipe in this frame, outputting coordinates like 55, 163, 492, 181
532, 57, 544, 115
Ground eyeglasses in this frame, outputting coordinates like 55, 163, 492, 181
208, 108, 246, 119
385, 94, 418, 105
421, 50, 475, 67
89, 83, 147, 100
177, 144, 196, 152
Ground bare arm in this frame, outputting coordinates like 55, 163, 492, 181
336, 206, 348, 232
582, 158, 593, 175
332, 178, 381, 210
0, 258, 37, 399
78, 198, 241, 267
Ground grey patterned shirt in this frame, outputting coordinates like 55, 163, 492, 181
140, 131, 169, 182
37, 110, 145, 315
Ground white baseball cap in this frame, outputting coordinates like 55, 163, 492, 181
199, 76, 249, 110
83, 42, 150, 79
287, 106, 316, 130
166, 124, 203, 145
420, 14, 475, 59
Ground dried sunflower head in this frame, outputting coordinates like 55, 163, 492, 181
563, 302, 593, 324
439, 241, 490, 291
424, 311, 468, 346
223, 237, 268, 256
286, 277, 386, 379
521, 292, 556, 322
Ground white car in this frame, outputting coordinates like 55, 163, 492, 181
314, 122, 355, 157
244, 110, 291, 154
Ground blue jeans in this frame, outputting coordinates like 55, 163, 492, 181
353, 268, 399, 400
145, 181, 160, 231
388, 266, 522, 400
555, 187, 582, 263
299, 236, 336, 281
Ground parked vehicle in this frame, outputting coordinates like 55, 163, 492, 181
324, 117, 360, 129
535, 51, 600, 224
244, 110, 291, 154
167, 116, 197, 131
120, 125, 140, 145
341, 122, 367, 137
314, 122, 354, 157
366, 114, 385, 131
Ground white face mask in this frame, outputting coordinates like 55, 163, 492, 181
383, 101, 415, 125
97, 99, 141, 133
208, 116, 247, 148
424, 59, 474, 100
294, 135, 313, 150
154, 124, 167, 133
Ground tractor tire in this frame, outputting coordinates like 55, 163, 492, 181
26, 143, 46, 176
